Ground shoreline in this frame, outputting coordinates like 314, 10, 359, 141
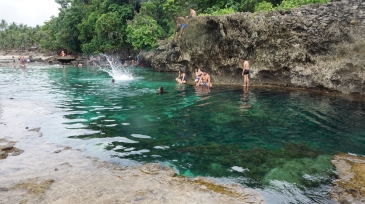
1, 50, 364, 101
0, 98, 265, 203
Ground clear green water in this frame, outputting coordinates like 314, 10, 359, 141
1, 66, 365, 203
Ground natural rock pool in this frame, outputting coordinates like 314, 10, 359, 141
1, 66, 365, 203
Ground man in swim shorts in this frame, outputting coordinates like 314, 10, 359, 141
197, 70, 212, 87
241, 57, 250, 87
189, 7, 197, 18
20, 55, 25, 66
175, 17, 187, 38
186, 7, 197, 20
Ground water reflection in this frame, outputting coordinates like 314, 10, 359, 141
239, 90, 251, 113
195, 85, 211, 96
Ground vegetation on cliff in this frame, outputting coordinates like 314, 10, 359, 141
0, 0, 331, 54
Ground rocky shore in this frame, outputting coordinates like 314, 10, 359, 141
0, 98, 265, 204
0, 51, 51, 67
330, 153, 365, 203
140, 0, 365, 94
0, 50, 86, 67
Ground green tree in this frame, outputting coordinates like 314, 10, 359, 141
0, 19, 8, 30
126, 2, 164, 50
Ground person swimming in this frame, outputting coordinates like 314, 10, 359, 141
111, 79, 115, 83
157, 86, 167, 94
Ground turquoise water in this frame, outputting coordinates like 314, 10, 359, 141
1, 66, 365, 203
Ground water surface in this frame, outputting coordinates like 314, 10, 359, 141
1, 66, 365, 203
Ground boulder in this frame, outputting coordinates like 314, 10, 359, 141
141, 0, 365, 94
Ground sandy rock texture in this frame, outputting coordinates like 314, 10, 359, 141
0, 98, 265, 204
141, 0, 365, 94
330, 153, 365, 203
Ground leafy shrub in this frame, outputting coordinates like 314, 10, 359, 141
126, 14, 164, 50
199, 6, 236, 16
255, 1, 273, 12
276, 0, 330, 10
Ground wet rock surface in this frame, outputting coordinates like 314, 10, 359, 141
330, 153, 365, 203
0, 138, 24, 160
141, 0, 365, 94
0, 99, 266, 204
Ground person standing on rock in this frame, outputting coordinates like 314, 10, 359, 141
175, 17, 187, 38
241, 57, 249, 87
20, 55, 25, 66
12, 56, 15, 67
189, 7, 197, 18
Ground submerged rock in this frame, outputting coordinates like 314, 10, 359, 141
330, 153, 365, 203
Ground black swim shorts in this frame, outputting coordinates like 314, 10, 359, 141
243, 70, 249, 75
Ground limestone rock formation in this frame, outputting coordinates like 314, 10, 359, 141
140, 0, 365, 94
330, 153, 365, 203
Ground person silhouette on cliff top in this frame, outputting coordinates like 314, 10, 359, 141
189, 7, 197, 18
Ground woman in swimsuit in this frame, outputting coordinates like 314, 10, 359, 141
180, 72, 187, 84
175, 70, 187, 84
195, 68, 202, 84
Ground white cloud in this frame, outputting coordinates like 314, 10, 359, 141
0, 0, 60, 27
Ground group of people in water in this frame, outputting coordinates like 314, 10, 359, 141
175, 68, 213, 87
175, 57, 249, 87
12, 55, 30, 68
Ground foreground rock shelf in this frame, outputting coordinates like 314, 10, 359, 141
330, 153, 365, 203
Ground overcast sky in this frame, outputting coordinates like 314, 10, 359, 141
0, 0, 60, 27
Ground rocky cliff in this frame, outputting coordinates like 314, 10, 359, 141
140, 0, 365, 94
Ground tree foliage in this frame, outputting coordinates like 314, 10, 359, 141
255, 1, 273, 12
0, 19, 41, 51
126, 2, 164, 50
0, 0, 331, 54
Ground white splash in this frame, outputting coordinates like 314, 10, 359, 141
98, 54, 134, 80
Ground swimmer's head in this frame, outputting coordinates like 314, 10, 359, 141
111, 79, 115, 83
241, 56, 246, 61
158, 86, 164, 93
